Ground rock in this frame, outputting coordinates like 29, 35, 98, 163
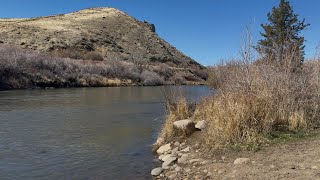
151, 167, 163, 176
195, 120, 206, 130
234, 158, 250, 165
178, 154, 189, 164
203, 169, 208, 174
189, 159, 201, 164
174, 141, 180, 146
158, 155, 164, 160
312, 166, 318, 170
185, 168, 191, 173
175, 166, 182, 172
181, 146, 190, 152
171, 147, 179, 155
162, 154, 175, 162
173, 119, 196, 135
180, 142, 186, 148
157, 143, 171, 155
162, 157, 177, 168
169, 174, 176, 179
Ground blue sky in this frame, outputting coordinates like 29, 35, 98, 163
0, 0, 318, 65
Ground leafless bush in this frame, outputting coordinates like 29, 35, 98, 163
141, 70, 164, 86
153, 63, 174, 79
0, 45, 149, 89
83, 51, 104, 61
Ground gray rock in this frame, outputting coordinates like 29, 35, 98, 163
178, 154, 189, 164
156, 143, 171, 155
158, 155, 164, 160
171, 147, 179, 155
181, 146, 190, 152
175, 166, 182, 172
189, 159, 201, 164
234, 158, 250, 165
161, 154, 174, 162
180, 142, 186, 148
162, 156, 177, 168
174, 141, 180, 146
151, 167, 163, 176
195, 120, 206, 130
173, 119, 196, 135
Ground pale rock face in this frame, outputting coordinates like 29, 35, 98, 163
171, 147, 179, 155
151, 167, 163, 176
161, 154, 174, 162
162, 157, 177, 168
234, 158, 250, 165
195, 120, 206, 130
178, 154, 189, 164
157, 143, 171, 155
173, 119, 196, 135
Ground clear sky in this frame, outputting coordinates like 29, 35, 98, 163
0, 0, 318, 65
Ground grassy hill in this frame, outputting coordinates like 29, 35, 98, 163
0, 8, 207, 90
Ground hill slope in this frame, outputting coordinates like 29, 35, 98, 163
0, 8, 202, 69
0, 8, 207, 90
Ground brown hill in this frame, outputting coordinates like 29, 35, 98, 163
0, 8, 203, 70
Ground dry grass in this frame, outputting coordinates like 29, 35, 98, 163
195, 59, 320, 150
158, 28, 320, 151
159, 28, 320, 151
0, 45, 167, 89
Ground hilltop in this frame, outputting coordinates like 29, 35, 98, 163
0, 8, 207, 90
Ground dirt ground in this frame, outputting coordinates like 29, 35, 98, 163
159, 131, 320, 180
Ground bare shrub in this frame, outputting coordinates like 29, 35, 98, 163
0, 45, 149, 89
153, 63, 174, 79
192, 68, 208, 80
141, 70, 164, 86
172, 73, 186, 85
50, 47, 84, 59
83, 51, 104, 61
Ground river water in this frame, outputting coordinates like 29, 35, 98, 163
0, 86, 211, 179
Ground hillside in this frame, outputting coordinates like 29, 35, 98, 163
0, 8, 203, 69
0, 8, 207, 90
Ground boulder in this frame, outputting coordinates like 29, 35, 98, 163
151, 167, 163, 176
178, 154, 189, 164
173, 119, 196, 135
157, 143, 171, 155
195, 120, 206, 130
161, 154, 174, 162
171, 147, 179, 155
162, 157, 177, 168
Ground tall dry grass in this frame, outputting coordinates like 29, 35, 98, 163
159, 28, 320, 151
195, 60, 320, 150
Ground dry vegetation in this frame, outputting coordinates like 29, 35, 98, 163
0, 45, 161, 89
160, 43, 320, 152
0, 45, 207, 90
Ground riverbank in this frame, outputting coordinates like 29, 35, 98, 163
152, 129, 320, 179
0, 45, 207, 91
152, 59, 320, 179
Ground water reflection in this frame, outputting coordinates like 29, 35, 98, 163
0, 86, 210, 179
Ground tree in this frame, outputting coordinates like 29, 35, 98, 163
256, 0, 309, 70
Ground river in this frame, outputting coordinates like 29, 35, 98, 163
0, 86, 211, 179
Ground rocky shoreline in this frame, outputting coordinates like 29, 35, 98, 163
151, 119, 216, 179
151, 120, 320, 180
